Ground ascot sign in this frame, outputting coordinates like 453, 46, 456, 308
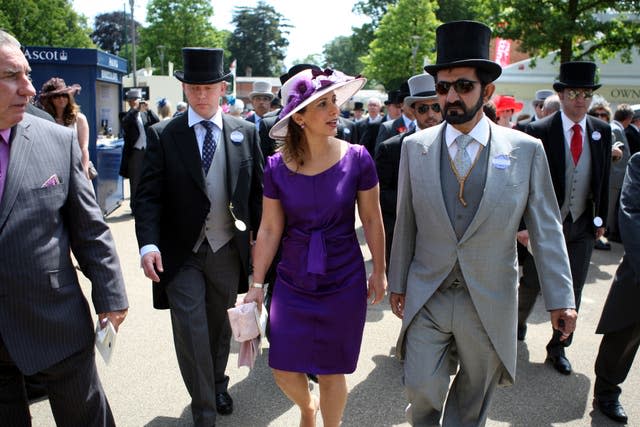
23, 48, 69, 62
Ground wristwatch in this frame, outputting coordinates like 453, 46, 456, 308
251, 282, 264, 289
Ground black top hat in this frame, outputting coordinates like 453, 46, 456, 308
354, 101, 364, 111
424, 21, 502, 82
174, 48, 231, 84
385, 89, 406, 105
553, 61, 601, 91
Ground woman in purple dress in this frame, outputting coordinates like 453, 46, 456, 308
245, 68, 387, 427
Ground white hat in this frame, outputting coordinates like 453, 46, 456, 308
249, 80, 274, 100
269, 69, 366, 140
403, 74, 438, 108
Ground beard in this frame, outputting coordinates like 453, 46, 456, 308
443, 93, 484, 125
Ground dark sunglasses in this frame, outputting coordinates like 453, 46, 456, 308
435, 79, 479, 95
52, 93, 68, 99
416, 103, 441, 114
593, 112, 609, 119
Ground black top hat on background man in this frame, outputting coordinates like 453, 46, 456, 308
552, 61, 601, 91
424, 20, 502, 82
174, 48, 231, 84
385, 89, 405, 105
354, 101, 364, 111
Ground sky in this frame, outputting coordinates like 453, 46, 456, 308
73, 0, 370, 67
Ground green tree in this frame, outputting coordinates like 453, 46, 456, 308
492, 0, 640, 63
0, 0, 93, 47
323, 36, 362, 76
361, 0, 440, 89
435, 0, 498, 23
91, 11, 141, 55
138, 0, 227, 73
227, 1, 291, 77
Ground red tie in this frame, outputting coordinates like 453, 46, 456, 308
570, 123, 582, 165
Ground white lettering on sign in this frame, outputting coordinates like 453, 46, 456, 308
101, 70, 118, 81
108, 58, 119, 68
23, 48, 70, 62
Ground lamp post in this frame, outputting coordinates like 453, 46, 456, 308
157, 45, 166, 75
129, 0, 137, 87
411, 35, 421, 73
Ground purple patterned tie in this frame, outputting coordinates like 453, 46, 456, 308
200, 120, 217, 174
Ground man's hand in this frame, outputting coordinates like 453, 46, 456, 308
612, 146, 623, 161
141, 251, 163, 282
595, 227, 606, 239
516, 229, 529, 247
550, 308, 577, 341
390, 292, 405, 319
98, 309, 128, 332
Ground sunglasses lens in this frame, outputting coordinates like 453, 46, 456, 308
454, 80, 476, 93
435, 82, 450, 95
431, 103, 441, 112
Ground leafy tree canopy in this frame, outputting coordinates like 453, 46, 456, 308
361, 0, 439, 89
138, 0, 227, 73
227, 1, 291, 77
323, 36, 362, 76
91, 11, 142, 56
0, 0, 93, 47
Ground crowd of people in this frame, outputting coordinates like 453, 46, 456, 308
1, 17, 639, 427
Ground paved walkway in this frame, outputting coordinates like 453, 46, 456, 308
30, 196, 638, 426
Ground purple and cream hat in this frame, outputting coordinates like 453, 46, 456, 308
269, 68, 366, 140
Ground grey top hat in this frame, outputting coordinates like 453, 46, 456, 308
424, 21, 502, 82
174, 48, 231, 85
404, 74, 438, 107
125, 88, 142, 100
534, 89, 554, 101
249, 80, 275, 100
553, 61, 601, 92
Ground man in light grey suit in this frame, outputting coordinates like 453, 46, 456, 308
388, 21, 577, 426
0, 30, 128, 426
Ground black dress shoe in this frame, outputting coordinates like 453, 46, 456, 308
215, 392, 233, 415
517, 324, 527, 341
546, 353, 572, 375
594, 239, 611, 250
594, 399, 628, 423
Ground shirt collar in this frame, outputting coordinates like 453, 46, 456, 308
188, 107, 223, 130
560, 111, 586, 133
0, 128, 10, 145
445, 116, 490, 148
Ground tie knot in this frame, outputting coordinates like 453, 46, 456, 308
455, 134, 473, 150
572, 123, 581, 133
200, 120, 215, 131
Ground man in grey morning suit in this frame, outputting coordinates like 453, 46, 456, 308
135, 48, 263, 427
388, 21, 577, 426
0, 30, 128, 426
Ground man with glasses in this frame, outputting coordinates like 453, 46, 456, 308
515, 89, 554, 131
389, 21, 575, 426
517, 61, 611, 376
375, 73, 443, 269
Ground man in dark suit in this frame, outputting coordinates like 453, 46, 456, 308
375, 73, 442, 269
376, 84, 414, 146
119, 88, 159, 214
0, 30, 128, 425
625, 110, 640, 155
517, 61, 611, 375
245, 80, 274, 132
355, 97, 384, 157
337, 116, 358, 143
514, 89, 553, 131
134, 47, 263, 427
593, 153, 640, 424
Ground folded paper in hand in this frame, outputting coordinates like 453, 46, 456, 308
95, 320, 117, 364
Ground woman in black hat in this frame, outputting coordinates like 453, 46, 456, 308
39, 77, 91, 179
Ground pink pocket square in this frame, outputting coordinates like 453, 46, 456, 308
41, 174, 61, 188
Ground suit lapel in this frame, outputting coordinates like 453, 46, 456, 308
0, 122, 33, 230
585, 116, 603, 180
460, 123, 512, 243
171, 114, 207, 194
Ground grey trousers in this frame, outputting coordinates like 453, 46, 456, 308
165, 240, 240, 427
404, 283, 502, 427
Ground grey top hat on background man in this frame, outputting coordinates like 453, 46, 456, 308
534, 89, 554, 103
174, 47, 231, 84
424, 20, 502, 82
553, 61, 601, 92
404, 74, 438, 108
126, 88, 142, 100
249, 81, 274, 100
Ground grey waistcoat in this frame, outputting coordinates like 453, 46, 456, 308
560, 138, 592, 222
193, 137, 235, 253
